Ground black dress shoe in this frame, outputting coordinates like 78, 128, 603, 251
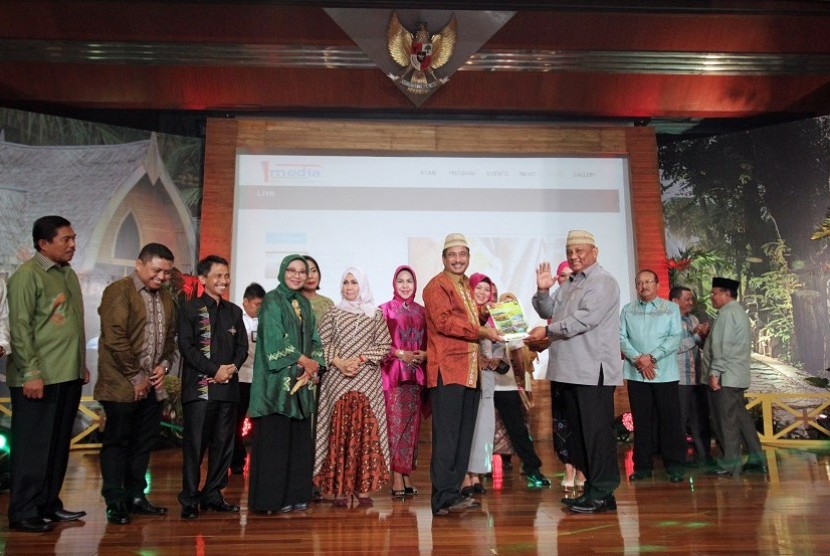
106, 504, 131, 525
628, 471, 653, 481
292, 503, 308, 512
181, 505, 199, 519
669, 473, 685, 483
570, 495, 617, 514
707, 468, 736, 477
128, 497, 168, 515
10, 517, 54, 533
46, 508, 87, 522
561, 494, 589, 507
278, 505, 293, 513
200, 499, 240, 513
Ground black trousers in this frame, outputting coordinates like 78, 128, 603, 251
627, 380, 686, 474
493, 391, 542, 472
248, 413, 312, 512
231, 382, 251, 469
429, 372, 479, 514
179, 399, 236, 506
8, 379, 82, 522
100, 395, 163, 505
558, 370, 620, 499
678, 384, 712, 462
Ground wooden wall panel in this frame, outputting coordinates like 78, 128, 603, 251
200, 118, 238, 264
625, 127, 670, 297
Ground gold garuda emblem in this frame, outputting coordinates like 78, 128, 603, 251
387, 12, 457, 95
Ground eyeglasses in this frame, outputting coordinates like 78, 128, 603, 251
285, 269, 308, 277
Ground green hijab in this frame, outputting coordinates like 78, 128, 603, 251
277, 254, 315, 351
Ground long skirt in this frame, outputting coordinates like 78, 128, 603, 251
384, 384, 423, 475
314, 391, 389, 497
248, 413, 312, 512
468, 392, 495, 474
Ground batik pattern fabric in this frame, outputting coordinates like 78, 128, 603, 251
383, 384, 423, 475
313, 307, 392, 496
197, 305, 211, 400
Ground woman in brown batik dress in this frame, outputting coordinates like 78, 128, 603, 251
313, 267, 392, 507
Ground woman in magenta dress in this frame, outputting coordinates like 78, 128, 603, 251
379, 265, 428, 498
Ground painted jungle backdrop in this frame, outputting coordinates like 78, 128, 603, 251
660, 116, 830, 393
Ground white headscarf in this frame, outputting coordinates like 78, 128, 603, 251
336, 267, 377, 317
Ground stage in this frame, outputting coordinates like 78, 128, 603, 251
1, 442, 829, 555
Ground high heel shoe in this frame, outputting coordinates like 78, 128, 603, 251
333, 497, 349, 508
574, 477, 586, 490
357, 496, 373, 508
391, 488, 406, 498
461, 486, 474, 498
404, 486, 418, 496
561, 476, 576, 489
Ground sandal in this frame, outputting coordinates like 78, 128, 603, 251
333, 497, 349, 508
404, 486, 418, 496
391, 489, 406, 498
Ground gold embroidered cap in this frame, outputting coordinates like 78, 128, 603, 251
443, 233, 469, 250
565, 230, 596, 247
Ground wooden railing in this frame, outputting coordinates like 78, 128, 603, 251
744, 392, 830, 448
0, 395, 103, 450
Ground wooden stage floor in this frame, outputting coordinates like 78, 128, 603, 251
2, 441, 829, 555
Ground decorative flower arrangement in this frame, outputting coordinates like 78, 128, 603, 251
666, 257, 692, 271
613, 411, 634, 442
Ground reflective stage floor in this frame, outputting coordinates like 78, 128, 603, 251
2, 442, 829, 555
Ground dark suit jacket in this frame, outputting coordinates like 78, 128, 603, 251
95, 274, 177, 402
178, 293, 248, 404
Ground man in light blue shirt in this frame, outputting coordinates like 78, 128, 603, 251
620, 270, 685, 483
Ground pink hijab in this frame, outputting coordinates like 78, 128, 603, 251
392, 265, 417, 305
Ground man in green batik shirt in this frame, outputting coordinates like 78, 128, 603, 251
6, 215, 90, 533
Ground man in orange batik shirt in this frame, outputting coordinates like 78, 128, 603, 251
423, 233, 501, 516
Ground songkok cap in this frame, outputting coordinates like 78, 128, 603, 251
565, 230, 596, 247
443, 233, 469, 250
712, 276, 740, 290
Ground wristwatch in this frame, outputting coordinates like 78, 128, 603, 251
649, 355, 657, 365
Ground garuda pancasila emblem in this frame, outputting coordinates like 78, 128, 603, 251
387, 12, 457, 95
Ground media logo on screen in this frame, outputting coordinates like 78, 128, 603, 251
261, 162, 322, 183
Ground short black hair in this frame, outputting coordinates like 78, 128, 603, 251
243, 282, 266, 300
304, 255, 322, 290
138, 243, 175, 263
669, 285, 693, 301
197, 255, 229, 277
32, 215, 71, 251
